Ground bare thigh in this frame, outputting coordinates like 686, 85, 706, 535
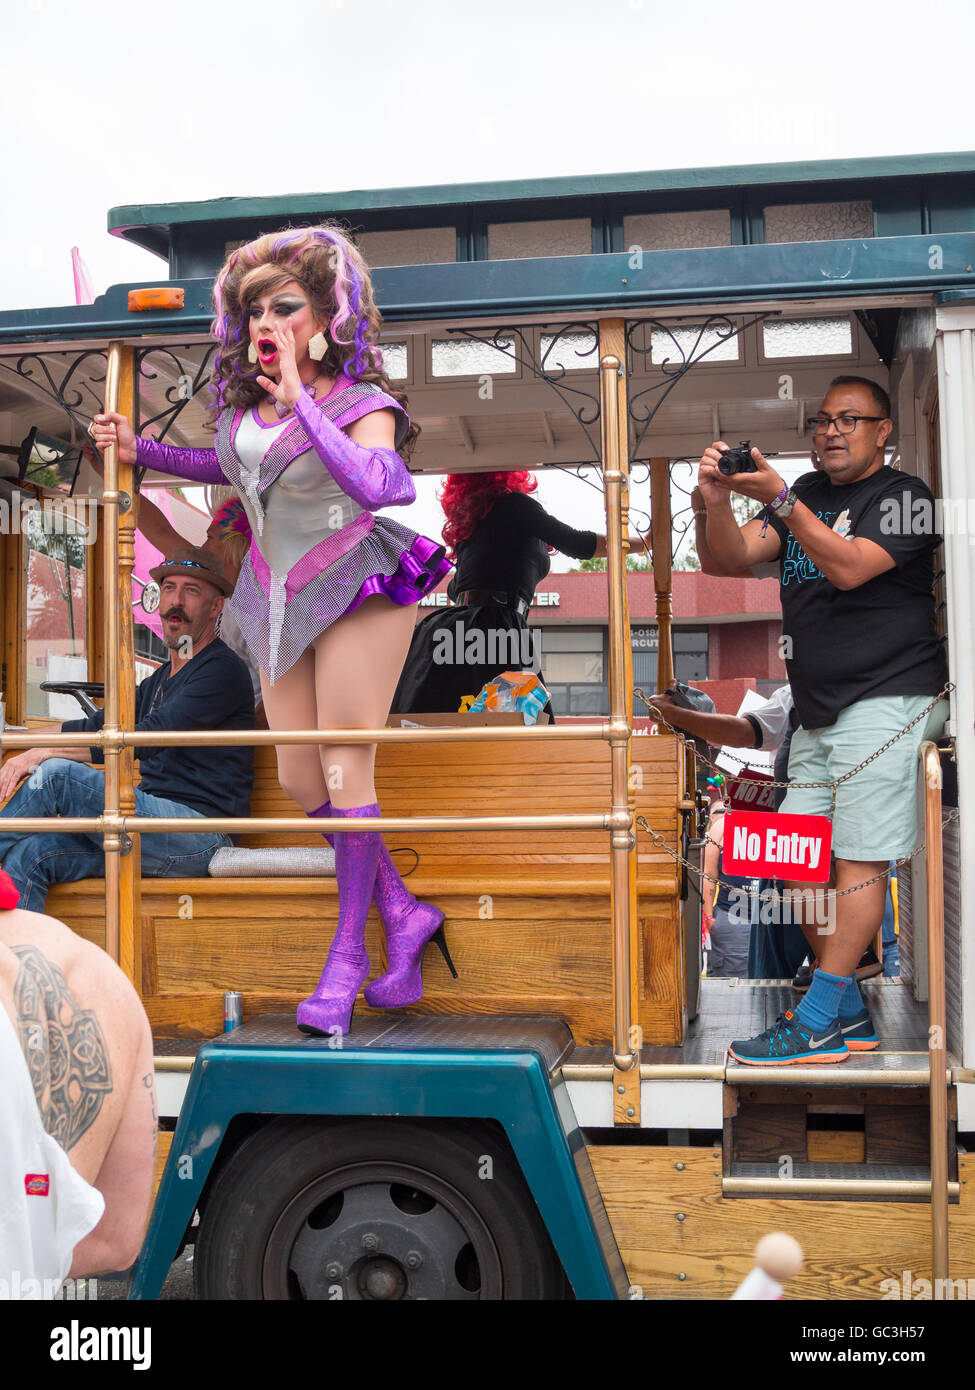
260, 649, 329, 812
313, 596, 418, 808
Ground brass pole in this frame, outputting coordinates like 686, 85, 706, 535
725, 1176, 959, 1199
116, 347, 140, 984
650, 458, 674, 691
599, 326, 636, 1079
0, 812, 623, 835
1, 723, 610, 750
101, 343, 123, 964
920, 740, 949, 1285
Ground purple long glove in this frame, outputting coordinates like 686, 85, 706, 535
292, 389, 416, 510
135, 436, 226, 484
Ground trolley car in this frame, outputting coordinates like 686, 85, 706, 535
1, 151, 973, 1299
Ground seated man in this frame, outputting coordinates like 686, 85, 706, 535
0, 547, 255, 909
0, 885, 155, 1294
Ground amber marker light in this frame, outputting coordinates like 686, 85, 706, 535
128, 288, 185, 311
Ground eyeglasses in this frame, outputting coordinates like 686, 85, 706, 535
805, 413, 886, 436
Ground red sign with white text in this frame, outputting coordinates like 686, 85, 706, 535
721, 770, 775, 812
723, 809, 832, 882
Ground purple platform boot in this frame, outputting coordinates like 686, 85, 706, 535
296, 803, 381, 1037
310, 800, 456, 1009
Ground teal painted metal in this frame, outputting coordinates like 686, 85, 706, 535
108, 151, 975, 243
2, 233, 975, 347
129, 1040, 628, 1301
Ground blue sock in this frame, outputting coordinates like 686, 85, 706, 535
795, 969, 848, 1031
836, 977, 864, 1018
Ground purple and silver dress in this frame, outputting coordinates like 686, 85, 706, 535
136, 380, 450, 683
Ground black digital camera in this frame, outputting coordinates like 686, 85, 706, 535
717, 441, 758, 475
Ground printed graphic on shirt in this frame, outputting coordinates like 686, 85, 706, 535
831, 509, 853, 539
781, 511, 838, 587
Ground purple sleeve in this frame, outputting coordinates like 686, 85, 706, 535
292, 389, 416, 510
135, 435, 226, 484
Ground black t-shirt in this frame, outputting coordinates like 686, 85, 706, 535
766, 466, 947, 729
447, 492, 598, 604
61, 639, 255, 819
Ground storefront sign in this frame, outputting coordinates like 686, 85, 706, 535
419, 592, 560, 608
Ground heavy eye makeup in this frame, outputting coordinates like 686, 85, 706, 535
247, 299, 308, 319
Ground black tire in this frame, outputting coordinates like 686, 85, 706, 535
194, 1116, 569, 1300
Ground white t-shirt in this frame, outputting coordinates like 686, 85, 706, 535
742, 684, 794, 753
0, 1005, 104, 1299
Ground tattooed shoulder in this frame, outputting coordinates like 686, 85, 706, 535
12, 945, 112, 1150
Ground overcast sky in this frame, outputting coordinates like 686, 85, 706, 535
4, 0, 974, 564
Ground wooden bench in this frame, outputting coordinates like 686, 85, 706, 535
46, 733, 686, 1045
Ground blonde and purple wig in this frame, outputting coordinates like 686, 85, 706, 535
206, 223, 417, 457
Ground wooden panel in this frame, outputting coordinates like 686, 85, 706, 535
733, 1105, 807, 1163
806, 1131, 866, 1163
589, 1146, 975, 1300
866, 1105, 932, 1166
1, 527, 24, 724
153, 1131, 173, 1202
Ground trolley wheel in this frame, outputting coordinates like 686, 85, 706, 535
194, 1117, 569, 1300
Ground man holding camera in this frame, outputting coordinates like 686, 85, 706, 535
697, 375, 948, 1065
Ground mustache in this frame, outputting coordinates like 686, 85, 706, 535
162, 609, 187, 622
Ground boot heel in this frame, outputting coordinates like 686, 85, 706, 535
432, 924, 458, 979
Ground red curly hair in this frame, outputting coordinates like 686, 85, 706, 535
440, 471, 538, 557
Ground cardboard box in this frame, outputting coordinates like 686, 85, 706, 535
389, 711, 551, 728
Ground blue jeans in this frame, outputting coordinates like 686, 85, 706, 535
0, 759, 232, 912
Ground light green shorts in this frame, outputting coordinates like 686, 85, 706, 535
779, 695, 949, 862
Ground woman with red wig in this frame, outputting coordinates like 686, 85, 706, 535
393, 470, 613, 715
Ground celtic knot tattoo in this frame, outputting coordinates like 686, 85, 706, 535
13, 946, 112, 1150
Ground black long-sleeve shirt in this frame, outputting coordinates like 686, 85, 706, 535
446, 492, 598, 604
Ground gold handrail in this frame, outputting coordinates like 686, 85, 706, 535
101, 342, 123, 963
0, 813, 625, 834
920, 740, 948, 1285
1, 722, 616, 749
599, 340, 636, 1077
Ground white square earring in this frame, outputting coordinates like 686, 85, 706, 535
247, 342, 258, 364
308, 331, 329, 362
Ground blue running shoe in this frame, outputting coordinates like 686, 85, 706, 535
839, 1007, 879, 1051
728, 1010, 849, 1066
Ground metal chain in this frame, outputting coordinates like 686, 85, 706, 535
635, 682, 955, 795
636, 807, 959, 901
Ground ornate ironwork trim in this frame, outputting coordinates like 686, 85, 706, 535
444, 322, 602, 459
134, 344, 216, 488
0, 349, 108, 441
626, 313, 770, 459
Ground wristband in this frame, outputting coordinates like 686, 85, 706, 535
760, 486, 797, 536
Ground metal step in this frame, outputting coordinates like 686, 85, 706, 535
725, 1159, 960, 1200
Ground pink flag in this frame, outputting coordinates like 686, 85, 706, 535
71, 247, 94, 306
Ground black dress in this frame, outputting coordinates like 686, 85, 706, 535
392, 492, 598, 714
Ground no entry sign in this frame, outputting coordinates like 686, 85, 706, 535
723, 809, 832, 882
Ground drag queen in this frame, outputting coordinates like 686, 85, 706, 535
91, 224, 452, 1036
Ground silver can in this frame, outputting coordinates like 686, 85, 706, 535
223, 991, 243, 1032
